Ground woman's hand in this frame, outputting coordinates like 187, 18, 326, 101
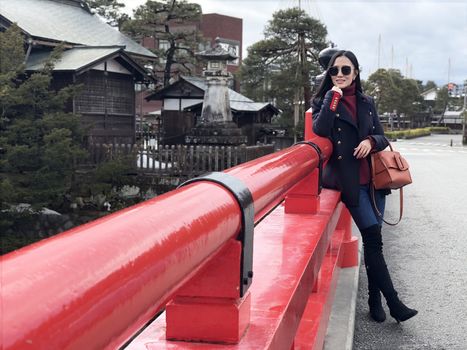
331, 85, 343, 96
353, 139, 372, 159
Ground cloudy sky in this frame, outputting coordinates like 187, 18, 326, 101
123, 0, 467, 86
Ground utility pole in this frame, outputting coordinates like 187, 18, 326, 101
294, 31, 305, 143
377, 34, 381, 69
293, 0, 304, 143
462, 80, 467, 145
405, 57, 409, 78
447, 58, 451, 85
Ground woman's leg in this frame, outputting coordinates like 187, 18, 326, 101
348, 186, 387, 322
360, 224, 418, 323
349, 185, 417, 323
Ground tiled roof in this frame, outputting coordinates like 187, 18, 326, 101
0, 0, 156, 59
26, 46, 122, 71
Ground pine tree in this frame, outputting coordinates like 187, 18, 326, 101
0, 25, 88, 211
238, 8, 328, 134
122, 0, 203, 87
87, 0, 130, 30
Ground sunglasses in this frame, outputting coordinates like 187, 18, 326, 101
329, 65, 352, 76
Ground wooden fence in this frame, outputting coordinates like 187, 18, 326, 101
88, 143, 275, 178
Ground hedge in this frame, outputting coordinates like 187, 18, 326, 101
384, 127, 450, 140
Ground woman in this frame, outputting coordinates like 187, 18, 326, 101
311, 50, 417, 323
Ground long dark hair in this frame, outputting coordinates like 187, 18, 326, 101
313, 50, 363, 101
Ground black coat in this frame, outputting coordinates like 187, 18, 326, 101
311, 90, 389, 207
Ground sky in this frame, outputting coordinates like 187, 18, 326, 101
122, 0, 467, 86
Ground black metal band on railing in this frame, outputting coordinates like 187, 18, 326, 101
178, 172, 254, 297
294, 141, 324, 194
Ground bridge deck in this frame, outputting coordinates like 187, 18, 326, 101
124, 190, 344, 349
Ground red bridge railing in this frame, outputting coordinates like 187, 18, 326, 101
1, 111, 359, 350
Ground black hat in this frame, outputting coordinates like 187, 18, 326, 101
318, 47, 340, 69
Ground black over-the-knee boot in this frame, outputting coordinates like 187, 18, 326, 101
364, 252, 386, 322
361, 224, 418, 323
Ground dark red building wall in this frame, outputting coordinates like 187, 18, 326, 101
200, 13, 243, 74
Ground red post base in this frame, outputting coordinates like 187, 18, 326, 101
340, 236, 359, 268
166, 292, 251, 344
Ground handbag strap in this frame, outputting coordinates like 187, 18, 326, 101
370, 185, 404, 226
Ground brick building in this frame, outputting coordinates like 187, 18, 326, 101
200, 13, 242, 77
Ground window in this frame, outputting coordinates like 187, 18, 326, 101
159, 40, 170, 64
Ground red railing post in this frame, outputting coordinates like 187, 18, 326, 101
337, 207, 359, 267
284, 110, 329, 215
304, 108, 314, 141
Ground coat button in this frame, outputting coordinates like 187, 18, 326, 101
373, 126, 375, 129
338, 155, 343, 160
369, 111, 372, 115
336, 113, 340, 117
337, 140, 342, 145
338, 127, 342, 132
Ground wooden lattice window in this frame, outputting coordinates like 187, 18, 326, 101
106, 75, 134, 115
75, 71, 134, 115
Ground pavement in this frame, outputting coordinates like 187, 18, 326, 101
323, 135, 467, 350
323, 231, 361, 350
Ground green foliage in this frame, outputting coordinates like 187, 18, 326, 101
0, 24, 24, 74
364, 68, 423, 119
238, 8, 328, 133
94, 156, 135, 187
0, 209, 46, 254
424, 80, 437, 91
87, 0, 129, 29
0, 26, 89, 210
122, 0, 203, 86
434, 86, 449, 114
0, 24, 26, 124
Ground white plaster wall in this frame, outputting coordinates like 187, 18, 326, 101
93, 58, 131, 75
164, 98, 203, 111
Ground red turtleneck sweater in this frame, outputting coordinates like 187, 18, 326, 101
340, 83, 371, 185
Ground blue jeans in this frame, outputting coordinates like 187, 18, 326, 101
348, 185, 386, 230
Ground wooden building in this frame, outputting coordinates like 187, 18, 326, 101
0, 0, 157, 144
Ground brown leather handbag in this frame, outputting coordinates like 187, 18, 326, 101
370, 142, 412, 225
